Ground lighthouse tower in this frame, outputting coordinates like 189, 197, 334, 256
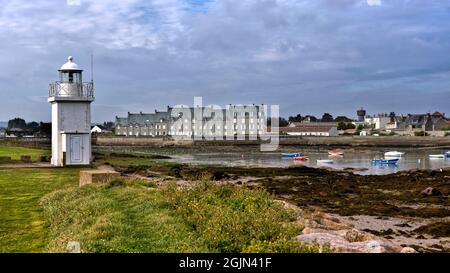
48, 56, 94, 166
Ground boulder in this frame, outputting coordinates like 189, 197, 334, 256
295, 229, 403, 253
79, 170, 120, 187
421, 187, 442, 197
401, 247, 417, 253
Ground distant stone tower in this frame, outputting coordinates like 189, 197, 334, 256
48, 56, 94, 166
357, 107, 366, 122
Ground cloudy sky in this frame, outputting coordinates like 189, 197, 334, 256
0, 0, 449, 122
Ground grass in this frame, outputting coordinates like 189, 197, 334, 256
42, 179, 209, 253
0, 146, 50, 162
0, 168, 81, 252
41, 179, 317, 253
0, 147, 317, 253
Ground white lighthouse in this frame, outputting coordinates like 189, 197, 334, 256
48, 56, 94, 166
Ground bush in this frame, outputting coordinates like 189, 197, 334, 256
414, 131, 428, 136
162, 181, 314, 253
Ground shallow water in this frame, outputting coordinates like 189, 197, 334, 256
166, 150, 450, 175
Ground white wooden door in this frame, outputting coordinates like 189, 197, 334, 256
70, 135, 82, 163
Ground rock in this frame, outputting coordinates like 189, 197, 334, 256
344, 229, 375, 242
20, 155, 32, 163
401, 247, 417, 253
295, 229, 403, 253
421, 187, 442, 197
79, 170, 120, 187
66, 241, 81, 253
305, 213, 353, 231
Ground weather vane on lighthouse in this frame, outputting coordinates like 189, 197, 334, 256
48, 56, 95, 166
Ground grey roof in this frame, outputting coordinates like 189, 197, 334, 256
116, 104, 266, 127
405, 114, 430, 126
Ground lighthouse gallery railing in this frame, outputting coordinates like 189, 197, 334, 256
48, 82, 94, 98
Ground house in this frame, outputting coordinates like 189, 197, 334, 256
115, 110, 170, 137
359, 129, 371, 136
288, 121, 337, 127
0, 128, 5, 138
404, 113, 448, 131
365, 114, 391, 130
91, 125, 106, 134
280, 123, 338, 136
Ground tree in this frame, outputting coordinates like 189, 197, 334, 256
303, 115, 318, 122
321, 113, 334, 122
279, 117, 289, 127
103, 121, 115, 130
267, 117, 289, 127
288, 114, 303, 123
357, 124, 364, 131
26, 122, 40, 129
337, 122, 356, 130
8, 118, 26, 129
335, 116, 353, 122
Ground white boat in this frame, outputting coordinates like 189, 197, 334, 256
317, 159, 334, 164
384, 151, 404, 157
429, 154, 445, 159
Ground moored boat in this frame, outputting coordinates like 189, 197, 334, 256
281, 153, 300, 158
328, 149, 344, 156
372, 158, 399, 165
384, 151, 404, 157
429, 154, 445, 159
317, 159, 333, 164
294, 156, 309, 161
445, 151, 450, 158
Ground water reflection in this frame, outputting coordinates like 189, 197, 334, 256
168, 150, 450, 175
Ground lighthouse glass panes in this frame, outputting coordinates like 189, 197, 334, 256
60, 71, 82, 83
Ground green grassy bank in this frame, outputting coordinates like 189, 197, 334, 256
0, 146, 315, 253
0, 146, 50, 162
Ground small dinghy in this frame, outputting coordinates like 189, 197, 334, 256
328, 149, 344, 156
281, 153, 300, 158
372, 158, 399, 165
317, 159, 333, 164
294, 156, 309, 161
384, 151, 404, 157
429, 154, 445, 159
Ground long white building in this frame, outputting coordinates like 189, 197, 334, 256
115, 104, 267, 139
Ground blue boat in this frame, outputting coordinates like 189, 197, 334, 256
281, 153, 300, 158
446, 151, 450, 158
372, 159, 399, 165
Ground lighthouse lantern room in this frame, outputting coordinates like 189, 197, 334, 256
48, 56, 94, 166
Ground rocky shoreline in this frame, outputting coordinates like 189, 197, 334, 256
101, 152, 449, 252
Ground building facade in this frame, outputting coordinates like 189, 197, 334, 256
281, 123, 338, 136
115, 105, 267, 139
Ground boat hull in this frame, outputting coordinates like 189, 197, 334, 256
372, 159, 399, 165
281, 153, 300, 158
317, 160, 333, 164
429, 155, 445, 159
384, 151, 404, 157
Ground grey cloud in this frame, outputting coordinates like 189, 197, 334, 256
0, 0, 449, 123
